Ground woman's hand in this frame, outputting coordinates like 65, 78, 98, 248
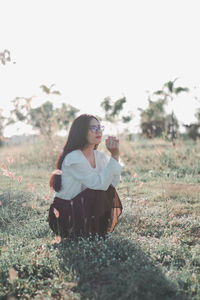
105, 136, 119, 161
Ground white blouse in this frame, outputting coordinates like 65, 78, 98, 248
55, 149, 122, 200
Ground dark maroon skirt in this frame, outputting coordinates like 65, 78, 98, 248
48, 185, 122, 238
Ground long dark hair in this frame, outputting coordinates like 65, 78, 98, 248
49, 114, 99, 192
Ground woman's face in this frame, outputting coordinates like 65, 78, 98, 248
86, 118, 103, 146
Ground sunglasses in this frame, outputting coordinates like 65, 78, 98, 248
89, 125, 105, 133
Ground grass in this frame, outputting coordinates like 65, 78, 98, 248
0, 136, 199, 299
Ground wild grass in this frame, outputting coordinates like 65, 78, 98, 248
0, 136, 199, 299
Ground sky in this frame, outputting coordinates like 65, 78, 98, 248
1, 0, 200, 137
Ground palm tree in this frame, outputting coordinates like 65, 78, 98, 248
100, 96, 133, 134
40, 84, 61, 95
138, 96, 167, 138
154, 78, 189, 145
9, 85, 79, 140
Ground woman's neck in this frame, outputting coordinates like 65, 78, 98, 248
81, 144, 95, 157
81, 145, 96, 168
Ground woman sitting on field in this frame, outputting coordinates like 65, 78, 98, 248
48, 114, 122, 238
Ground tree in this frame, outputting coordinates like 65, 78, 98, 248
138, 94, 179, 139
100, 96, 133, 132
29, 101, 58, 137
139, 96, 166, 138
183, 109, 200, 140
154, 78, 189, 145
0, 49, 11, 65
55, 102, 78, 130
0, 49, 15, 65
9, 85, 79, 139
184, 123, 200, 140
40, 84, 61, 95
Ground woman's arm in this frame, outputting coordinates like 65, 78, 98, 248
99, 151, 121, 187
111, 174, 121, 187
105, 136, 119, 161
105, 136, 121, 186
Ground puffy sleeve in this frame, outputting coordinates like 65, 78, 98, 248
63, 150, 122, 191
97, 151, 122, 187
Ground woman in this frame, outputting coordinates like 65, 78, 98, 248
48, 114, 122, 238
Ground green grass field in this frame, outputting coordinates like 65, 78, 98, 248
0, 136, 199, 299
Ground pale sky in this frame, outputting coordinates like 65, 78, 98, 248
1, 0, 200, 137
